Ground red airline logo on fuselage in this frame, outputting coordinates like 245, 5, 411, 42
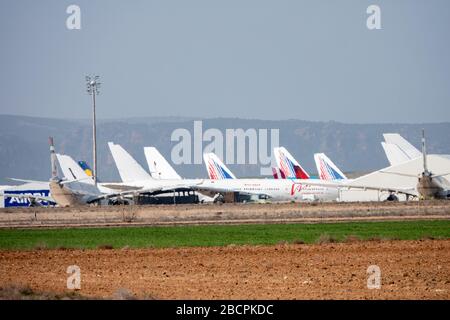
290, 183, 303, 195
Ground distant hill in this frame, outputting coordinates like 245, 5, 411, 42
1, 114, 449, 184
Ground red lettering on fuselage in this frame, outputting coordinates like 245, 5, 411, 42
290, 183, 303, 195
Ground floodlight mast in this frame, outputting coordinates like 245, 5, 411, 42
86, 75, 101, 186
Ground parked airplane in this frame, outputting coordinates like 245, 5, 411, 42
306, 131, 450, 200
46, 138, 160, 206
379, 131, 450, 199
145, 145, 214, 202
57, 143, 204, 205
1, 138, 185, 207
54, 153, 124, 196
1, 138, 91, 206
107, 142, 212, 203
199, 152, 338, 202
0, 157, 98, 208
246, 142, 413, 200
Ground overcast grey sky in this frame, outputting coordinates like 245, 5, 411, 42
0, 0, 449, 123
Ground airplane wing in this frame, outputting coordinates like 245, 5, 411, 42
283, 180, 419, 198
88, 181, 206, 203
191, 185, 272, 200
100, 184, 143, 191
6, 178, 48, 184
337, 183, 417, 197
101, 182, 201, 192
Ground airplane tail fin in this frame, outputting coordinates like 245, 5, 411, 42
383, 133, 421, 160
78, 161, 93, 177
314, 153, 347, 180
203, 153, 236, 179
144, 147, 181, 180
381, 142, 411, 166
57, 154, 95, 184
274, 147, 309, 179
108, 142, 152, 182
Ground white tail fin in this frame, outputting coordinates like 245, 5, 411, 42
144, 147, 181, 180
273, 147, 309, 179
383, 133, 421, 160
56, 154, 95, 184
203, 153, 236, 179
381, 142, 411, 166
314, 153, 347, 180
108, 142, 152, 182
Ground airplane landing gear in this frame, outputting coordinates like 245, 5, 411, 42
386, 193, 399, 201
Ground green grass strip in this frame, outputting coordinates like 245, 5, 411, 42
0, 220, 448, 250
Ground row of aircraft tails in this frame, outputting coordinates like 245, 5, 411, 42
1, 132, 450, 207
203, 148, 346, 182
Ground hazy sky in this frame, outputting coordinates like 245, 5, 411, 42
0, 0, 449, 123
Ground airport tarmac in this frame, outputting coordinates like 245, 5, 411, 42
0, 200, 449, 229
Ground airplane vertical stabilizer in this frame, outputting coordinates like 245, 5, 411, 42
274, 147, 309, 179
144, 147, 181, 180
383, 133, 421, 160
57, 154, 95, 184
78, 161, 93, 177
108, 142, 152, 182
203, 153, 236, 179
381, 142, 411, 166
314, 153, 347, 180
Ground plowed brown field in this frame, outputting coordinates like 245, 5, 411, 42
0, 239, 449, 299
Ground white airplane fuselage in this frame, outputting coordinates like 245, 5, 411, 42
198, 179, 338, 202
110, 178, 339, 202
